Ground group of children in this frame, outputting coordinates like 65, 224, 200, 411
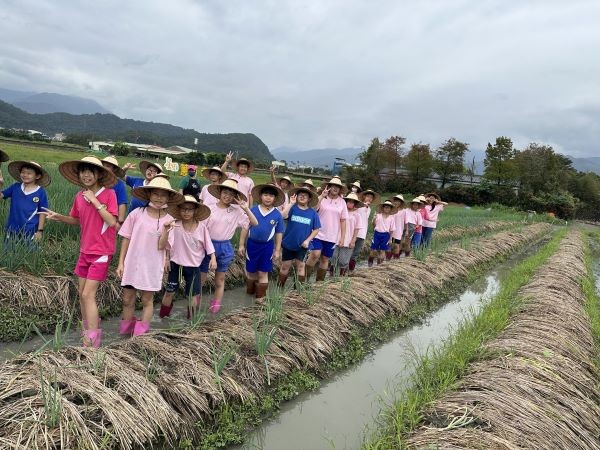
0, 148, 446, 348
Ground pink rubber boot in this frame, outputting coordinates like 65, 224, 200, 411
209, 298, 221, 314
132, 320, 151, 337
83, 329, 102, 348
159, 304, 173, 318
119, 318, 137, 335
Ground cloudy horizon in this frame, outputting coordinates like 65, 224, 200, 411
2, 0, 600, 156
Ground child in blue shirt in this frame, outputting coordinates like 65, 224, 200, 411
121, 160, 164, 212
0, 161, 50, 242
101, 156, 128, 227
241, 184, 285, 299
278, 187, 321, 288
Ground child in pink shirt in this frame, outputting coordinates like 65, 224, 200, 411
369, 201, 397, 266
199, 166, 225, 208
389, 194, 407, 259
404, 198, 424, 256
117, 177, 184, 337
331, 193, 364, 276
158, 195, 217, 320
201, 178, 258, 313
42, 156, 118, 348
305, 177, 348, 282
422, 192, 448, 247
220, 151, 255, 203
349, 189, 380, 272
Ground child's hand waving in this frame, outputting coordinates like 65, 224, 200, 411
39, 207, 60, 221
163, 220, 179, 233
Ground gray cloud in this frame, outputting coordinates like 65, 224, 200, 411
1, 0, 600, 156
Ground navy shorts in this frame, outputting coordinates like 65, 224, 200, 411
282, 246, 308, 262
371, 230, 391, 251
246, 239, 274, 273
200, 240, 234, 273
309, 238, 336, 258
166, 262, 201, 296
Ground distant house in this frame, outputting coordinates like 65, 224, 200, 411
89, 141, 188, 157
167, 145, 196, 154
51, 133, 66, 142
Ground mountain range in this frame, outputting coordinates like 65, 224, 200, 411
0, 88, 110, 115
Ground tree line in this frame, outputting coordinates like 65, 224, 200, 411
343, 135, 600, 220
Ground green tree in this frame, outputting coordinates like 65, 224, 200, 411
570, 172, 600, 204
483, 136, 517, 186
383, 135, 406, 173
112, 142, 131, 156
357, 138, 387, 176
515, 143, 575, 194
434, 138, 468, 188
405, 142, 434, 181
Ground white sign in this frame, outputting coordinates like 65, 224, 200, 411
194, 138, 198, 145
164, 157, 180, 172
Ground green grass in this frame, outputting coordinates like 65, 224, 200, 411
583, 231, 600, 369
363, 226, 567, 449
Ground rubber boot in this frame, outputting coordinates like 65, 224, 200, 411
83, 329, 102, 348
405, 250, 411, 257
305, 265, 315, 281
348, 259, 356, 271
277, 273, 289, 288
159, 304, 173, 318
209, 298, 222, 314
328, 264, 334, 276
294, 275, 306, 289
255, 282, 269, 299
81, 318, 101, 335
368, 256, 374, 267
246, 278, 257, 295
119, 318, 137, 335
385, 251, 392, 260
377, 258, 384, 265
339, 268, 348, 276
393, 252, 400, 259
316, 268, 327, 282
132, 320, 150, 337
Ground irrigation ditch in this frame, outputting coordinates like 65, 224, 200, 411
366, 230, 600, 449
0, 220, 520, 343
0, 222, 552, 449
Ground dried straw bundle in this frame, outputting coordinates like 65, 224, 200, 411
0, 224, 551, 449
407, 233, 600, 450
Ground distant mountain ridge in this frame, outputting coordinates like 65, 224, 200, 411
0, 88, 110, 115
0, 100, 274, 161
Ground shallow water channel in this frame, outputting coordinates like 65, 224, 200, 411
232, 245, 539, 450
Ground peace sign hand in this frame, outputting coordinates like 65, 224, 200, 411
39, 207, 60, 221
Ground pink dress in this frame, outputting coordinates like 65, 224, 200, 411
119, 207, 173, 291
316, 196, 349, 243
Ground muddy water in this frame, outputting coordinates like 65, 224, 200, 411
234, 247, 535, 450
0, 286, 255, 361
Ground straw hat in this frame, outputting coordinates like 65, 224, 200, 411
59, 156, 117, 188
132, 176, 184, 203
101, 156, 125, 179
288, 186, 319, 208
359, 189, 381, 205
139, 160, 164, 175
348, 180, 362, 193
410, 197, 423, 204
153, 172, 171, 180
0, 149, 8, 163
8, 161, 51, 187
377, 200, 398, 214
207, 178, 248, 202
252, 183, 286, 207
343, 192, 365, 208
278, 175, 294, 188
202, 166, 226, 182
416, 195, 428, 204
425, 192, 441, 201
324, 176, 348, 195
232, 157, 255, 172
299, 179, 317, 192
389, 194, 405, 203
167, 195, 210, 221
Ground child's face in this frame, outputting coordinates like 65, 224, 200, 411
297, 191, 309, 206
220, 187, 236, 205
280, 180, 290, 189
145, 166, 159, 181
209, 171, 220, 182
363, 193, 374, 205
411, 202, 419, 211
329, 185, 341, 196
351, 186, 359, 193
20, 167, 41, 185
179, 203, 196, 220
150, 189, 169, 207
392, 200, 404, 209
346, 200, 356, 210
261, 192, 276, 207
383, 205, 391, 214
78, 168, 99, 187
427, 195, 435, 204
237, 163, 249, 175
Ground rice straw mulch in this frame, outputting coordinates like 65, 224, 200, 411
0, 223, 551, 449
406, 231, 600, 449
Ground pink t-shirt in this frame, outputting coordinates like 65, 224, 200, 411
405, 209, 423, 226
423, 204, 444, 228
167, 220, 215, 267
341, 211, 363, 247
119, 207, 173, 291
392, 209, 407, 240
416, 208, 429, 232
356, 205, 371, 240
316, 196, 349, 243
69, 187, 118, 256
206, 203, 250, 241
199, 184, 218, 208
374, 213, 396, 233
227, 173, 255, 203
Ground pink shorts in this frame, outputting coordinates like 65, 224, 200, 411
74, 253, 112, 281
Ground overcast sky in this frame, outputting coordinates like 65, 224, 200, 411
2, 0, 600, 157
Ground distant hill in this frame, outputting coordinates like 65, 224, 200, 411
569, 156, 600, 174
0, 100, 274, 161
273, 147, 362, 168
0, 88, 110, 115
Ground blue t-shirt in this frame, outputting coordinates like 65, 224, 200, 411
113, 178, 128, 206
125, 176, 147, 212
282, 204, 321, 251
1, 183, 49, 235
248, 205, 284, 243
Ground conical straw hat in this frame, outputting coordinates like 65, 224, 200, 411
139, 160, 164, 175
377, 200, 398, 214
167, 195, 211, 221
389, 194, 405, 203
288, 186, 318, 208
232, 157, 255, 172
202, 166, 226, 181
59, 156, 117, 188
0, 148, 8, 163
207, 178, 248, 202
277, 175, 294, 188
343, 192, 365, 208
8, 161, 51, 187
359, 189, 381, 205
300, 179, 317, 192
132, 175, 184, 203
251, 183, 286, 207
101, 156, 125, 179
